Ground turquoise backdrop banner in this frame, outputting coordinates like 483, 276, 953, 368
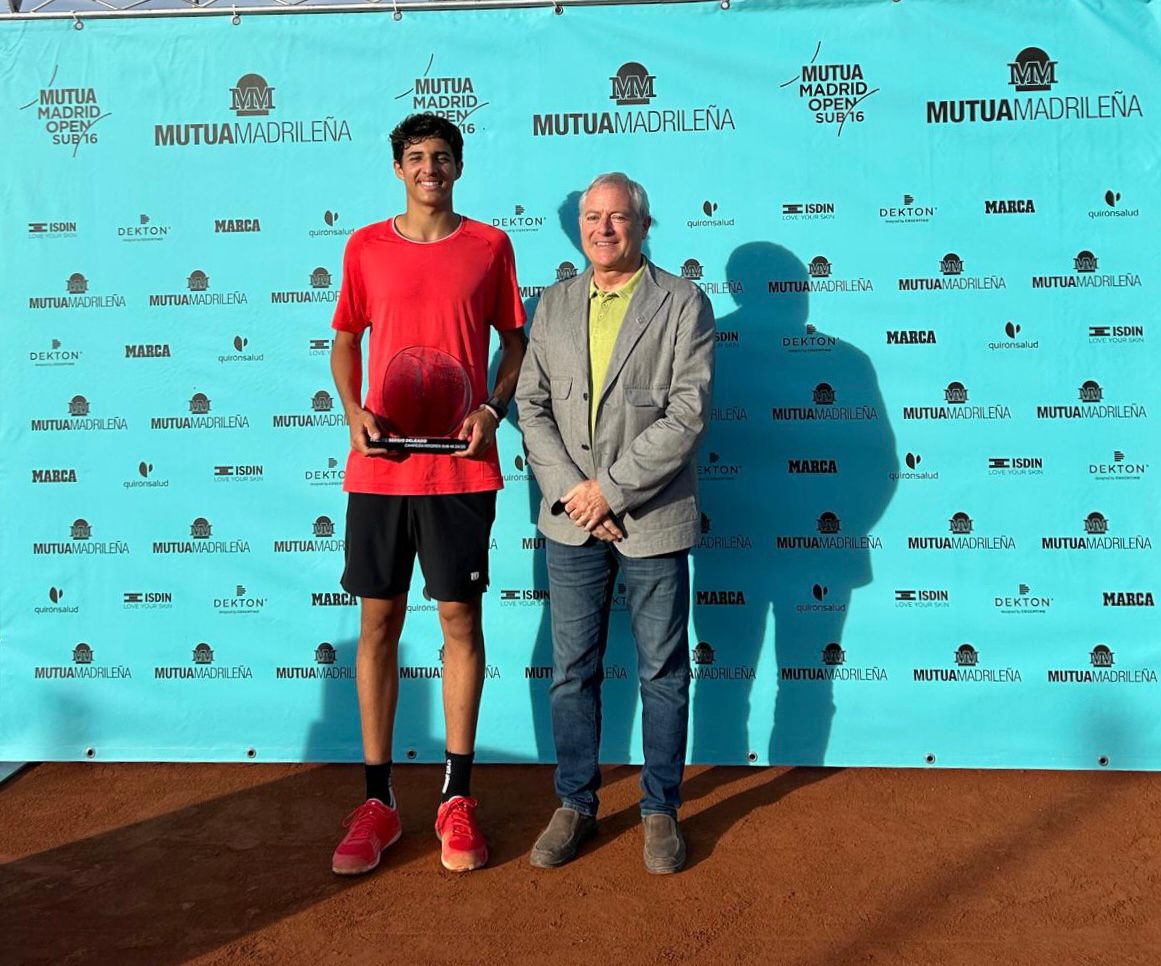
1, 0, 1159, 767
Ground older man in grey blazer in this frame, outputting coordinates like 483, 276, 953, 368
516, 172, 715, 873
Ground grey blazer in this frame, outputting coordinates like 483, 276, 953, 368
515, 260, 715, 557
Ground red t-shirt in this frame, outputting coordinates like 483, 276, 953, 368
332, 216, 525, 495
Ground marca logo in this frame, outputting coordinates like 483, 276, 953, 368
787, 458, 838, 475
215, 218, 261, 233
886, 329, 936, 345
695, 590, 747, 606
1103, 591, 1154, 607
556, 261, 578, 282
125, 343, 171, 359
985, 198, 1036, 214
32, 468, 77, 483
311, 591, 358, 607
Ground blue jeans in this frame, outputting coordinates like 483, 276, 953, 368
545, 537, 691, 818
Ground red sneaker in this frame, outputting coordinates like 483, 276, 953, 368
331, 798, 402, 876
434, 796, 488, 872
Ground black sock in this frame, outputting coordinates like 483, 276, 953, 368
441, 750, 474, 802
365, 761, 394, 807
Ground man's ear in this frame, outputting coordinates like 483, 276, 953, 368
641, 215, 652, 238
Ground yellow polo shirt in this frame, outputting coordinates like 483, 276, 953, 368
589, 263, 646, 434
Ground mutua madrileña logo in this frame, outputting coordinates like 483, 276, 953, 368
30, 394, 129, 434
149, 269, 247, 308
34, 643, 131, 681
689, 641, 755, 681
29, 272, 125, 311
154, 642, 253, 681
20, 69, 110, 156
532, 61, 734, 137
775, 510, 883, 551
926, 46, 1142, 125
155, 73, 351, 147
275, 642, 354, 680
1041, 511, 1151, 552
1031, 249, 1142, 289
273, 515, 344, 553
779, 42, 878, 134
902, 381, 1011, 422
1036, 379, 1146, 421
779, 641, 887, 683
1047, 644, 1157, 685
768, 255, 873, 295
33, 518, 130, 557
271, 267, 337, 304
151, 390, 250, 431
153, 517, 251, 555
898, 252, 1007, 292
913, 643, 1021, 684
679, 258, 742, 297
272, 389, 346, 428
907, 510, 1016, 552
772, 382, 878, 422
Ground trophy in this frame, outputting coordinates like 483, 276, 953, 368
367, 345, 472, 453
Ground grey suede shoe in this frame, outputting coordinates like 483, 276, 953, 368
529, 807, 597, 868
642, 814, 686, 874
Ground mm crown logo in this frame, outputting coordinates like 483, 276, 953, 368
71, 519, 92, 540
610, 62, 656, 106
312, 390, 334, 412
949, 512, 973, 535
190, 517, 213, 539
66, 272, 88, 294
193, 641, 215, 665
816, 511, 841, 534
808, 256, 832, 278
69, 395, 90, 417
1074, 250, 1098, 273
1084, 512, 1108, 535
940, 253, 964, 276
681, 258, 704, 281
1090, 644, 1115, 668
190, 392, 211, 414
955, 643, 979, 667
188, 270, 210, 292
230, 73, 275, 116
822, 642, 845, 666
556, 261, 578, 282
945, 381, 968, 404
313, 516, 335, 538
1078, 380, 1103, 403
315, 642, 337, 665
310, 267, 332, 290
73, 642, 93, 665
692, 641, 715, 665
812, 383, 835, 405
1008, 47, 1057, 92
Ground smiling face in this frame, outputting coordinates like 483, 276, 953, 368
393, 136, 462, 211
579, 182, 649, 275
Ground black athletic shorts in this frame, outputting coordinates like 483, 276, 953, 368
341, 491, 497, 602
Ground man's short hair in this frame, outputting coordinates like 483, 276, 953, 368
390, 113, 464, 165
579, 172, 651, 223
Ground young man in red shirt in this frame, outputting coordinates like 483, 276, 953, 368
329, 113, 526, 874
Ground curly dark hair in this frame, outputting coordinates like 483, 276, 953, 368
389, 113, 464, 165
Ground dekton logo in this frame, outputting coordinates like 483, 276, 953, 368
697, 513, 753, 551
988, 319, 1039, 351
687, 199, 735, 230
1102, 591, 1154, 607
118, 212, 171, 242
153, 517, 250, 556
985, 198, 1036, 215
493, 204, 545, 234
220, 334, 265, 364
795, 582, 848, 615
780, 641, 887, 683
891, 450, 938, 482
907, 511, 1016, 551
125, 342, 171, 360
149, 269, 248, 308
150, 391, 249, 431
214, 583, 267, 616
698, 451, 742, 483
311, 209, 354, 239
690, 640, 755, 680
902, 382, 1011, 422
775, 510, 883, 551
20, 67, 110, 156
533, 60, 734, 137
1088, 323, 1145, 345
271, 267, 337, 304
1090, 450, 1148, 482
396, 53, 489, 134
894, 589, 950, 608
156, 73, 350, 148
781, 201, 836, 222
34, 585, 79, 616
215, 217, 261, 234
153, 642, 253, 681
779, 42, 878, 134
28, 220, 78, 239
880, 193, 936, 224
987, 455, 1044, 477
783, 322, 836, 354
1047, 644, 1158, 685
772, 382, 878, 423
1032, 249, 1141, 289
304, 456, 344, 487
33, 643, 131, 681
28, 272, 125, 311
1089, 189, 1139, 221
1036, 380, 1146, 421
499, 588, 551, 607
273, 516, 344, 554
898, 253, 1007, 293
927, 46, 1141, 125
913, 643, 1022, 684
275, 642, 355, 680
33, 518, 130, 557
272, 390, 346, 429
769, 255, 873, 295
995, 582, 1051, 615
1041, 511, 1151, 552
123, 590, 173, 610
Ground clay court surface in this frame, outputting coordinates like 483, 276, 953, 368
2, 762, 1160, 965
